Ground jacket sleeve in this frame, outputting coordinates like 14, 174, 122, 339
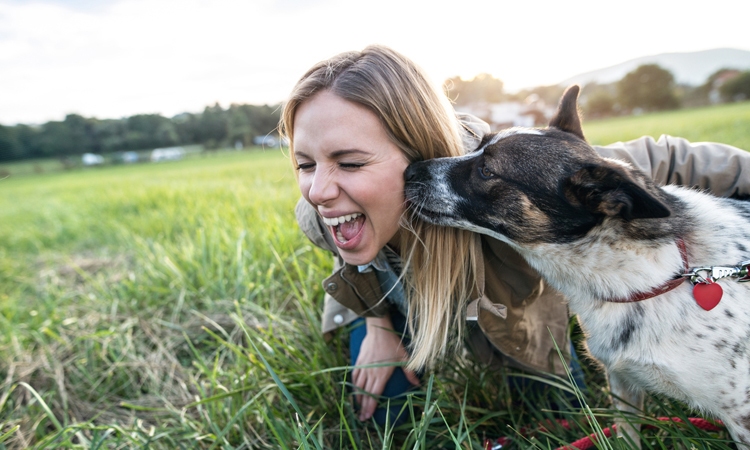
593, 135, 750, 198
320, 257, 361, 334
456, 112, 491, 153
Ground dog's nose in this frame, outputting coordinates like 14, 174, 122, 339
404, 163, 422, 183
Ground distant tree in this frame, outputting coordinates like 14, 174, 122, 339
199, 103, 229, 146
0, 125, 24, 161
510, 84, 566, 106
64, 114, 97, 153
706, 68, 741, 87
248, 104, 282, 138
444, 73, 504, 105
585, 91, 616, 118
11, 125, 39, 158
3, 100, 283, 161
228, 105, 254, 146
36, 121, 76, 157
720, 71, 750, 102
579, 82, 618, 118
225, 103, 281, 147
173, 113, 201, 144
126, 114, 177, 149
95, 119, 127, 153
683, 68, 742, 106
617, 64, 679, 112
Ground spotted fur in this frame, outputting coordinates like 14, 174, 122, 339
405, 85, 750, 447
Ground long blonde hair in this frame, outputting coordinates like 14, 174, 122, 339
281, 45, 479, 370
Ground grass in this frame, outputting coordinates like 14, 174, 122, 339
1, 103, 748, 449
583, 101, 750, 150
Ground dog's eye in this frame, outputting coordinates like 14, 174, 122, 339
479, 165, 493, 179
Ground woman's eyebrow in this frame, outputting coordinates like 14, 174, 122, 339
294, 150, 312, 160
294, 149, 371, 160
329, 149, 370, 158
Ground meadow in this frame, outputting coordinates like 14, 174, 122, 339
1, 101, 749, 449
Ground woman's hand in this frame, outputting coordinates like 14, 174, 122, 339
352, 316, 420, 421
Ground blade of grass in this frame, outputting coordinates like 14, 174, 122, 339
0, 425, 20, 444
234, 303, 323, 450
18, 382, 63, 431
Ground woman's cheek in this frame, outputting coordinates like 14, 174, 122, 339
298, 177, 312, 200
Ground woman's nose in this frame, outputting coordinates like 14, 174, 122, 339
308, 169, 339, 205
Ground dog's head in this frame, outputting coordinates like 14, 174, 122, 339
404, 85, 671, 245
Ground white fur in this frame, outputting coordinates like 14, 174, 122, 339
500, 185, 750, 445
479, 128, 544, 152
414, 150, 484, 216
415, 158, 750, 444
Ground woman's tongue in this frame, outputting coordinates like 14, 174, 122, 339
337, 215, 365, 242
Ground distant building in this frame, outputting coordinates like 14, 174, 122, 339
82, 153, 104, 165
122, 151, 138, 163
151, 147, 184, 162
709, 70, 742, 104
458, 95, 555, 131
113, 151, 139, 164
253, 135, 278, 147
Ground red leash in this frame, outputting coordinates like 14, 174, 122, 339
483, 417, 725, 450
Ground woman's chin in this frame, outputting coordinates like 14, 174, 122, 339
338, 246, 379, 267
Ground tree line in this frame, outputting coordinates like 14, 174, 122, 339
0, 103, 280, 162
445, 65, 750, 120
3, 64, 749, 163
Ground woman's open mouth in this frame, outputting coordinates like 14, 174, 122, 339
322, 213, 366, 246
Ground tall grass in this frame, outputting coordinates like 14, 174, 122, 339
583, 101, 750, 151
1, 101, 748, 448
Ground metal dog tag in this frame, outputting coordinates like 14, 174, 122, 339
711, 266, 741, 282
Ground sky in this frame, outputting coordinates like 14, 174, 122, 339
1, 0, 748, 125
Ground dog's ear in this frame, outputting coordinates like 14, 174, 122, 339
563, 164, 671, 221
549, 85, 585, 141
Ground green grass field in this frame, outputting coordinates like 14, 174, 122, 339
1, 102, 749, 449
583, 101, 750, 150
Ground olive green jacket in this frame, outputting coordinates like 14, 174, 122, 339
295, 132, 750, 376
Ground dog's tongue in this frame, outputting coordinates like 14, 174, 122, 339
339, 215, 365, 240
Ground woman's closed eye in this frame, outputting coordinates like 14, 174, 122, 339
296, 162, 315, 172
339, 162, 365, 170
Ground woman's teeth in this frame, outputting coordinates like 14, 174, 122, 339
322, 213, 362, 227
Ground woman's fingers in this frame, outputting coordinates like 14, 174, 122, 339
354, 368, 392, 421
359, 376, 385, 421
358, 378, 374, 421
359, 394, 375, 421
352, 368, 364, 409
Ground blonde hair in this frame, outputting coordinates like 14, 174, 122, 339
281, 45, 479, 370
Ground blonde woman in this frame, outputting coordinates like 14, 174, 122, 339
281, 45, 750, 425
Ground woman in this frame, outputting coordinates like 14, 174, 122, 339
281, 44, 750, 425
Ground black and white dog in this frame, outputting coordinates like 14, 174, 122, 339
404, 85, 750, 446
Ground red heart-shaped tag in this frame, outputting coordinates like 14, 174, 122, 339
693, 282, 723, 311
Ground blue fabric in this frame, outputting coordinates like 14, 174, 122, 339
350, 313, 589, 426
350, 248, 588, 422
349, 312, 415, 427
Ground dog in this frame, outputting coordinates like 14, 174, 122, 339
404, 85, 750, 447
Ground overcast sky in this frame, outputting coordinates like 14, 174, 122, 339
1, 0, 748, 125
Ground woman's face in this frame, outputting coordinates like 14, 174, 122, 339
294, 90, 409, 266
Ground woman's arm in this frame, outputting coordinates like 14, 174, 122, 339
593, 135, 750, 198
352, 316, 419, 421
